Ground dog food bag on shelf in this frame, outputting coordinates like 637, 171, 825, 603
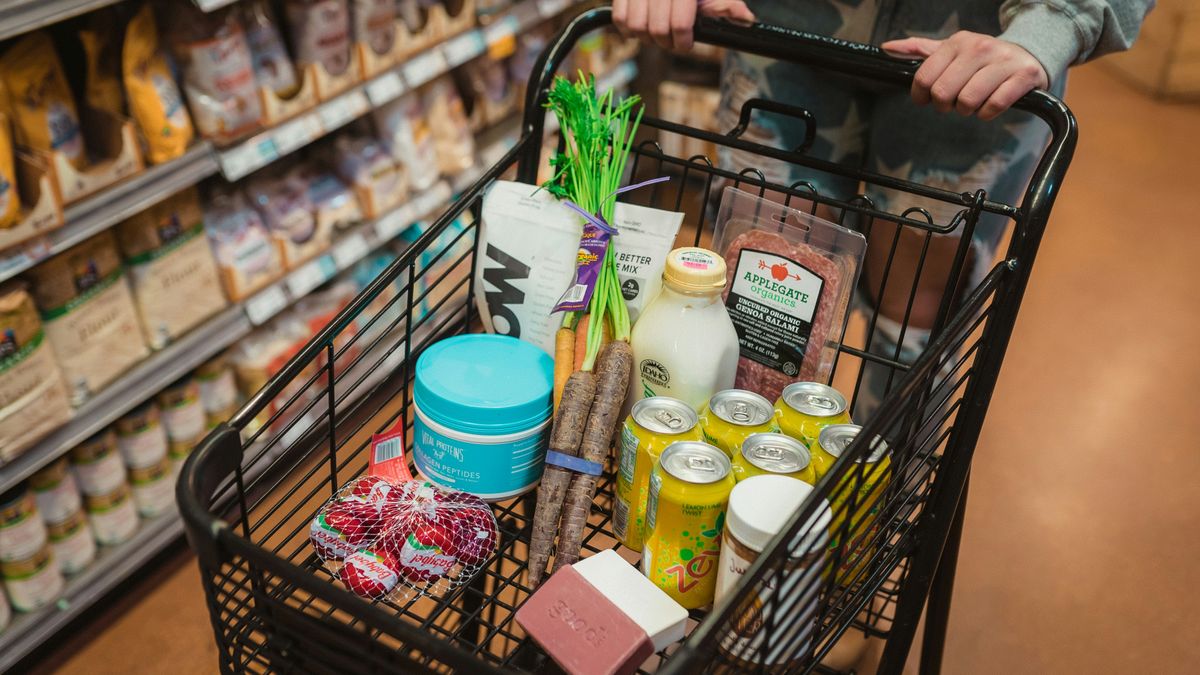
24, 232, 149, 405
0, 283, 72, 462
0, 110, 20, 229
241, 0, 300, 97
122, 3, 195, 164
204, 186, 284, 301
116, 188, 228, 349
165, 1, 263, 142
285, 0, 353, 77
0, 32, 86, 169
372, 93, 439, 192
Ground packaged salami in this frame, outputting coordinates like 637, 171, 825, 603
0, 283, 72, 462
203, 186, 284, 300
713, 187, 866, 400
0, 32, 86, 169
372, 93, 439, 192
285, 0, 353, 77
123, 3, 195, 164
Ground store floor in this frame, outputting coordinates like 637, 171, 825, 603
34, 64, 1200, 675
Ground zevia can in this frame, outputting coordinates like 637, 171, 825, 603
70, 430, 127, 497
715, 476, 831, 669
776, 383, 850, 467
115, 402, 169, 469
47, 509, 96, 576
28, 458, 83, 525
700, 389, 779, 458
1, 545, 63, 612
732, 433, 817, 485
817, 424, 891, 585
130, 457, 175, 518
0, 486, 48, 563
613, 397, 702, 551
642, 441, 734, 609
84, 483, 139, 546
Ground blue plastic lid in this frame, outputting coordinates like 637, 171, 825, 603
414, 334, 554, 435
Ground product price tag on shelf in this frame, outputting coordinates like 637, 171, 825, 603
485, 16, 519, 60
402, 49, 448, 88
245, 285, 289, 326
220, 138, 277, 181
365, 72, 406, 106
333, 232, 372, 269
287, 257, 335, 298
318, 91, 370, 131
374, 203, 416, 242
443, 30, 486, 67
536, 0, 571, 17
274, 114, 322, 156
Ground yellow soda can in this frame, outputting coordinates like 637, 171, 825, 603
699, 389, 779, 458
731, 432, 817, 485
642, 441, 735, 609
817, 424, 891, 585
776, 382, 850, 473
614, 397, 701, 551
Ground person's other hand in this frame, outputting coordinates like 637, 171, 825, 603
613, 0, 755, 51
881, 32, 1049, 120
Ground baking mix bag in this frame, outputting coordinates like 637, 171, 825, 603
123, 3, 195, 164
0, 283, 72, 462
79, 11, 125, 116
116, 187, 228, 349
25, 231, 149, 405
0, 31, 87, 169
203, 186, 284, 300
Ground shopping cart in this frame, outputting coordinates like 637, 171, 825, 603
178, 7, 1076, 674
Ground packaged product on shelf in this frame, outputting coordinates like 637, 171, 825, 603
297, 164, 363, 231
641, 441, 735, 609
0, 32, 86, 169
129, 456, 174, 518
699, 389, 780, 457
46, 508, 96, 576
714, 475, 831, 669
203, 186, 284, 300
0, 486, 48, 563
196, 354, 240, 428
395, 0, 431, 37
372, 93, 439, 192
28, 458, 83, 526
246, 169, 325, 268
285, 0, 354, 77
78, 10, 125, 117
613, 397, 702, 552
157, 376, 208, 474
458, 58, 516, 129
229, 322, 308, 433
0, 283, 72, 462
241, 0, 300, 97
165, 2, 263, 143
352, 0, 397, 58
1, 544, 63, 612
84, 482, 139, 546
628, 248, 740, 410
731, 433, 817, 485
475, 180, 682, 355
775, 381, 851, 448
714, 187, 867, 400
422, 77, 476, 175
122, 3, 195, 164
0, 573, 9, 629
293, 280, 358, 377
70, 430, 128, 498
0, 111, 20, 228
117, 188, 228, 349
115, 402, 170, 469
25, 231, 149, 404
333, 134, 407, 217
509, 27, 551, 88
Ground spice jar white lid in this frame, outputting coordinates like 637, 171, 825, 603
726, 475, 832, 556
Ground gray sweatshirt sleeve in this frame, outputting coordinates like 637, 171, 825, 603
997, 0, 1155, 84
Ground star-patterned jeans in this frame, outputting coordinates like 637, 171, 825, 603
716, 0, 1059, 420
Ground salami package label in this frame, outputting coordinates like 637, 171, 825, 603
726, 248, 825, 376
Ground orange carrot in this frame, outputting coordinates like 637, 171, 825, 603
553, 326, 574, 411
573, 315, 611, 371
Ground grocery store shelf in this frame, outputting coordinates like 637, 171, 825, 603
0, 0, 122, 42
0, 142, 220, 284
0, 506, 184, 673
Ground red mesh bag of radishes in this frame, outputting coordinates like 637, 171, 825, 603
309, 476, 498, 601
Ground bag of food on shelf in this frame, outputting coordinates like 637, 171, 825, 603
372, 93, 439, 192
245, 169, 326, 268
422, 77, 476, 176
164, 1, 263, 142
458, 58, 515, 129
203, 186, 284, 301
0, 110, 20, 229
395, 0, 430, 35
241, 0, 300, 97
713, 187, 867, 400
78, 12, 125, 116
352, 0, 397, 58
0, 282, 72, 463
284, 0, 353, 77
295, 163, 363, 232
24, 231, 149, 406
229, 315, 315, 435
116, 187, 228, 349
0, 31, 86, 169
475, 180, 684, 355
332, 134, 406, 216
122, 3, 195, 165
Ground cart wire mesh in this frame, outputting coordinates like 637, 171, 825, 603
178, 8, 1076, 674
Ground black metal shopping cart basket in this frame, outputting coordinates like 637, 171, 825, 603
178, 7, 1076, 674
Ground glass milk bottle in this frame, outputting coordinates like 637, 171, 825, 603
629, 247, 740, 410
